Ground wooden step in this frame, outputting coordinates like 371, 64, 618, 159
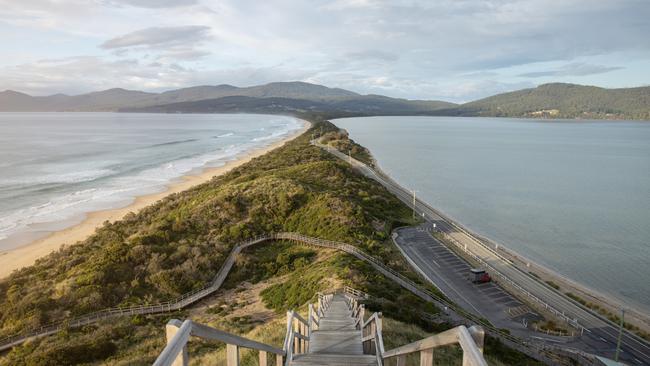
310, 330, 363, 354
291, 353, 377, 366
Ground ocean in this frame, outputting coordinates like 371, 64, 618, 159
335, 116, 650, 314
0, 113, 303, 250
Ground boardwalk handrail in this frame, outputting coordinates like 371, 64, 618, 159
381, 324, 487, 366
0, 231, 547, 363
153, 292, 331, 366
343, 289, 486, 366
343, 285, 369, 299
153, 319, 285, 366
0, 235, 270, 351
361, 312, 385, 366
283, 309, 309, 364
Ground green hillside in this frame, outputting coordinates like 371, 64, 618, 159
0, 118, 543, 365
447, 83, 650, 120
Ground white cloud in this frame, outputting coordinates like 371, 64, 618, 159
519, 63, 624, 78
0, 0, 648, 101
100, 26, 212, 49
102, 0, 199, 8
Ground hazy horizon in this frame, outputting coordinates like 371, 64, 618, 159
1, 0, 649, 103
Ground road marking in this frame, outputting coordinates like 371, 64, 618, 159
531, 336, 564, 343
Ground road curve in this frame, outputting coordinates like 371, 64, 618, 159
315, 140, 650, 365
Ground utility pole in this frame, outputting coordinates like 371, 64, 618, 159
412, 189, 417, 219
348, 149, 352, 164
615, 308, 625, 361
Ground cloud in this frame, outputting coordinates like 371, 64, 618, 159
100, 26, 211, 49
345, 50, 399, 62
518, 62, 624, 78
102, 0, 198, 8
1, 0, 649, 101
0, 57, 316, 96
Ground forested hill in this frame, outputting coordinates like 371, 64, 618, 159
0, 81, 455, 113
2, 81, 648, 120
441, 83, 650, 120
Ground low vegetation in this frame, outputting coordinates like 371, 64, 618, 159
0, 118, 547, 365
565, 292, 650, 341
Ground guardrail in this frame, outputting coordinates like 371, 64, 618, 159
438, 229, 585, 333
316, 141, 585, 330
313, 140, 585, 365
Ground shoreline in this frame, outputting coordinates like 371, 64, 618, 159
0, 118, 310, 280
368, 151, 650, 334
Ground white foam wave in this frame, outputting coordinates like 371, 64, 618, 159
0, 169, 114, 186
0, 117, 304, 247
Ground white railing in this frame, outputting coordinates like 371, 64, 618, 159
283, 310, 310, 364
0, 235, 270, 351
382, 325, 487, 366
154, 319, 285, 366
0, 231, 552, 364
343, 285, 369, 299
153, 291, 332, 366
343, 290, 487, 366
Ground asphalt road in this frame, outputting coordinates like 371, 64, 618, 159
394, 225, 540, 335
316, 141, 650, 365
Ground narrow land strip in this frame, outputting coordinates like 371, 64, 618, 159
313, 139, 650, 365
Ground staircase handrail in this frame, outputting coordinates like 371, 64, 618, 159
283, 309, 311, 365
381, 324, 487, 366
0, 231, 547, 364
153, 319, 285, 366
361, 312, 385, 366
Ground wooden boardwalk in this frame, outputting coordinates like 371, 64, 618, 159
291, 294, 377, 366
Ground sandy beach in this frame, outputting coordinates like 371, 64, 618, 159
0, 119, 310, 280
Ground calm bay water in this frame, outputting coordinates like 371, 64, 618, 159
0, 113, 303, 250
335, 116, 650, 313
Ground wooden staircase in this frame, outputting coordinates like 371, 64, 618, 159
291, 293, 377, 365
153, 287, 488, 366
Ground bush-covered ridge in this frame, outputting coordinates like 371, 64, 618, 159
442, 83, 650, 120
0, 118, 547, 365
0, 120, 414, 339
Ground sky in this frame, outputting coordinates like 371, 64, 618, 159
1, 0, 649, 102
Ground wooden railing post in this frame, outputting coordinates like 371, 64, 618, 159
293, 318, 299, 354
300, 321, 306, 353
396, 355, 406, 366
275, 354, 283, 366
420, 348, 433, 366
308, 303, 314, 335
377, 312, 382, 333
468, 326, 484, 354
165, 319, 188, 366
226, 344, 239, 366
359, 305, 366, 326
259, 350, 267, 366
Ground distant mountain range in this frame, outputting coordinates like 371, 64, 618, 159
1, 81, 648, 120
